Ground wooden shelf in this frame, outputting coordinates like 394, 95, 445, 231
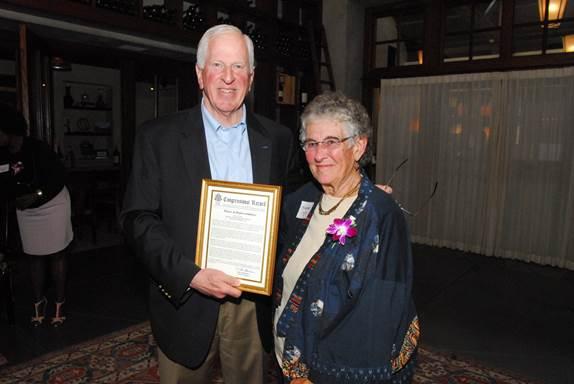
64, 131, 112, 137
67, 165, 120, 173
64, 105, 112, 111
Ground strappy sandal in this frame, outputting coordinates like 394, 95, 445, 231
31, 297, 47, 327
51, 300, 67, 327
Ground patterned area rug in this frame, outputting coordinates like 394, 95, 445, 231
0, 322, 535, 384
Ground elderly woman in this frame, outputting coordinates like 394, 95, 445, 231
273, 92, 419, 383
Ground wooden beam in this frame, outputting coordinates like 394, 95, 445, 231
18, 23, 29, 131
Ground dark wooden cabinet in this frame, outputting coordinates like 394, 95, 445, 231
1, 0, 322, 134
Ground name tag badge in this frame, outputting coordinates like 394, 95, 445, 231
296, 201, 315, 219
0, 163, 9, 173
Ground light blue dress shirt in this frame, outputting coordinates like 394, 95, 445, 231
201, 99, 253, 183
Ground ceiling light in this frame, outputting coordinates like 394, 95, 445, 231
51, 56, 71, 71
538, 0, 568, 28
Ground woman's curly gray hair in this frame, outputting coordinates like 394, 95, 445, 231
300, 91, 373, 165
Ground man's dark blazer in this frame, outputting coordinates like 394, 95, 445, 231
120, 105, 296, 368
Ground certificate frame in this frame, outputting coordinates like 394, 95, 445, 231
195, 179, 282, 296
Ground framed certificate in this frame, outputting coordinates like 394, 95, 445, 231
195, 179, 282, 296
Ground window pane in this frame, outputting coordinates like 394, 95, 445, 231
473, 30, 500, 59
446, 5, 471, 34
373, 12, 424, 68
514, 0, 539, 24
397, 14, 424, 66
400, 39, 424, 65
444, 34, 470, 62
397, 14, 424, 40
376, 17, 398, 42
375, 43, 399, 68
513, 24, 543, 56
474, 0, 502, 29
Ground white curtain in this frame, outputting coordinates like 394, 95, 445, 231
376, 68, 574, 270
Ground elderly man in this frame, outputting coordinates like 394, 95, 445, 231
121, 24, 296, 384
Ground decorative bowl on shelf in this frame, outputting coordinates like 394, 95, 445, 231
94, 121, 111, 132
76, 118, 90, 132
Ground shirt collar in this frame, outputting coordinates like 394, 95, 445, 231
201, 98, 247, 133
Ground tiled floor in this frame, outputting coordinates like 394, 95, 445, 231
1, 236, 573, 383
413, 245, 574, 384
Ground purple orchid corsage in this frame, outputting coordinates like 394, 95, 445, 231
326, 216, 357, 246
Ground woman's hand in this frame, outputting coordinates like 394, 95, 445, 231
376, 184, 393, 194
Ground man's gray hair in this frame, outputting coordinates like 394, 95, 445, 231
196, 24, 255, 72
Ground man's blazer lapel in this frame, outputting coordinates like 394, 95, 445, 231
247, 112, 272, 184
179, 106, 211, 183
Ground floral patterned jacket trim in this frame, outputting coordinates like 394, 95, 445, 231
391, 316, 420, 373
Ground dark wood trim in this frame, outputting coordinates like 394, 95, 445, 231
43, 54, 54, 147
28, 48, 43, 139
362, 9, 376, 112
425, 0, 443, 68
120, 59, 136, 195
365, 51, 574, 81
17, 24, 29, 126
0, 0, 202, 47
363, 0, 574, 82
28, 49, 45, 141
500, 0, 514, 62
23, 28, 54, 144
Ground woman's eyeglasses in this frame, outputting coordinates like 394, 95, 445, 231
386, 158, 438, 217
300, 136, 355, 152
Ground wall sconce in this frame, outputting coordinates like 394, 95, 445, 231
452, 123, 463, 135
563, 35, 574, 52
417, 49, 423, 64
538, 0, 568, 28
409, 117, 420, 133
50, 56, 71, 71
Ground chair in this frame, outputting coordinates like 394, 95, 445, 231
70, 185, 97, 244
69, 169, 121, 245
90, 179, 120, 236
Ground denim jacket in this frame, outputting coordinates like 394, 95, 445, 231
274, 174, 419, 383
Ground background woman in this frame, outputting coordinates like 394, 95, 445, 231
0, 104, 73, 327
273, 92, 419, 383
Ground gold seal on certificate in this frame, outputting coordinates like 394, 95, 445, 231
195, 179, 282, 296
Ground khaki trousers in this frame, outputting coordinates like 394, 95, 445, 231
158, 299, 265, 384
